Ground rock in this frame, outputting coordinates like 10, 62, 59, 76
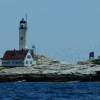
0, 63, 100, 82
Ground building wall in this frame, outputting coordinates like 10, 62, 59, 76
2, 60, 24, 67
0, 59, 2, 66
24, 51, 36, 67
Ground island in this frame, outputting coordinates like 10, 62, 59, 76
0, 18, 100, 82
0, 56, 100, 82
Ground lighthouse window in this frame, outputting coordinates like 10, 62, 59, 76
30, 61, 32, 64
20, 37, 23, 40
27, 55, 31, 59
26, 61, 28, 64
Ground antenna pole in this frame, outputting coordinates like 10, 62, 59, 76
25, 14, 27, 22
25, 14, 28, 29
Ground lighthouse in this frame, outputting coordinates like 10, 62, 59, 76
2, 17, 36, 67
19, 18, 27, 50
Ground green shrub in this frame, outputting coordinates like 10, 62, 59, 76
91, 59, 100, 65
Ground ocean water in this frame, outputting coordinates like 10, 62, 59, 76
0, 82, 100, 100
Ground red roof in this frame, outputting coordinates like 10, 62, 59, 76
3, 50, 28, 60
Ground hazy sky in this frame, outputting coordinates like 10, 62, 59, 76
0, 0, 100, 63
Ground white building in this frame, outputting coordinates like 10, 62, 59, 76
2, 49, 36, 67
2, 18, 36, 67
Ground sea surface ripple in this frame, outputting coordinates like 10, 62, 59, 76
0, 82, 100, 100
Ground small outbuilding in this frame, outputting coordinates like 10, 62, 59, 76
2, 49, 36, 67
0, 58, 2, 66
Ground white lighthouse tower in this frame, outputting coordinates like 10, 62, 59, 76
19, 18, 27, 50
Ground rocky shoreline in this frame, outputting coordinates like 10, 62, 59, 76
0, 72, 100, 82
0, 63, 100, 82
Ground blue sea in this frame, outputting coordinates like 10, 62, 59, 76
0, 82, 100, 100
